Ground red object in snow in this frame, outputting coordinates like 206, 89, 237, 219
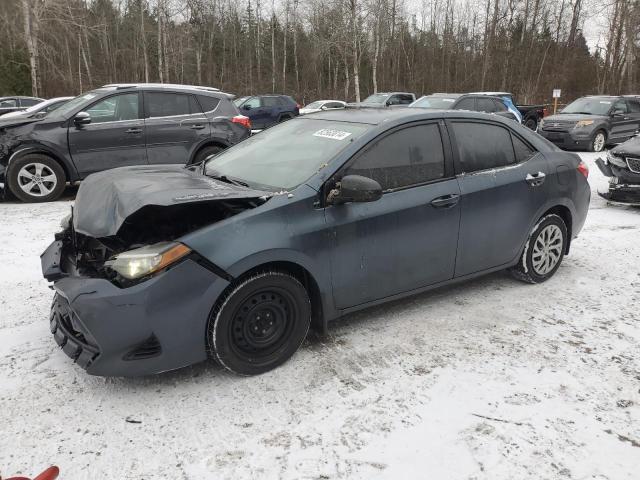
4, 466, 59, 480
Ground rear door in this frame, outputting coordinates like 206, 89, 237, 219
262, 96, 283, 126
68, 92, 147, 177
144, 91, 210, 164
327, 121, 461, 308
239, 97, 267, 129
448, 120, 550, 276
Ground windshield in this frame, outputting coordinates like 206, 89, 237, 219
50, 91, 101, 118
205, 119, 370, 190
304, 101, 323, 109
410, 96, 458, 109
233, 96, 249, 107
561, 98, 614, 115
361, 93, 390, 105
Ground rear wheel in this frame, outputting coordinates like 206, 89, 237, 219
510, 214, 567, 284
589, 130, 607, 152
193, 145, 224, 164
7, 154, 66, 203
209, 271, 311, 375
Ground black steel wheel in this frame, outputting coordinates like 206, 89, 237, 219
209, 271, 311, 375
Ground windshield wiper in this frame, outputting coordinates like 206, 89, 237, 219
206, 169, 250, 188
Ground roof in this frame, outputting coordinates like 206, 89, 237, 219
101, 83, 229, 95
300, 106, 510, 125
468, 91, 513, 96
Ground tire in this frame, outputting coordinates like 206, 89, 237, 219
209, 271, 311, 375
509, 214, 567, 284
589, 130, 607, 152
278, 114, 293, 123
193, 145, 224, 164
7, 154, 66, 203
524, 117, 537, 130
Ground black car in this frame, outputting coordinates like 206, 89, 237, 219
233, 95, 300, 130
538, 95, 640, 152
0, 96, 44, 116
596, 134, 640, 205
41, 108, 590, 377
410, 93, 520, 123
0, 84, 250, 202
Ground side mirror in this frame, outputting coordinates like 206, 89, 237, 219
327, 175, 383, 205
74, 111, 91, 126
612, 109, 625, 117
243, 104, 253, 111
320, 105, 328, 110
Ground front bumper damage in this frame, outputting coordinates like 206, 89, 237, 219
41, 237, 230, 376
595, 157, 640, 206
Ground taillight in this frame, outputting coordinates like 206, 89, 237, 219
543, 107, 549, 117
577, 160, 589, 178
232, 115, 251, 129
296, 103, 301, 109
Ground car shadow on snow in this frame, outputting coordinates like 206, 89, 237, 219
98, 270, 515, 388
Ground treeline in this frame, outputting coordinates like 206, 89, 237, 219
1, 0, 638, 104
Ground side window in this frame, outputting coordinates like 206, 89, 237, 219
0, 99, 17, 108
454, 97, 475, 110
146, 92, 191, 118
452, 122, 516, 172
343, 124, 445, 191
494, 100, 508, 112
398, 95, 414, 105
244, 97, 261, 109
612, 101, 628, 114
387, 95, 401, 106
21, 98, 40, 107
326, 102, 343, 109
511, 134, 536, 163
263, 97, 280, 107
477, 98, 496, 113
197, 95, 220, 112
628, 101, 640, 113
86, 93, 139, 123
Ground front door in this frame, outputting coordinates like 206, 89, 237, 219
609, 99, 640, 142
327, 122, 461, 309
448, 120, 551, 276
68, 92, 147, 177
143, 91, 211, 164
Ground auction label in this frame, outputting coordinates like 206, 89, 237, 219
313, 129, 352, 140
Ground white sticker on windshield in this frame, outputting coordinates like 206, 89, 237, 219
442, 99, 455, 102
600, 101, 612, 104
313, 129, 352, 140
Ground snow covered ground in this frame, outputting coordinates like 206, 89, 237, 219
0, 152, 639, 479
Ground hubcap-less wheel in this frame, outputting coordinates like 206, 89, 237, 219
531, 224, 563, 275
593, 132, 606, 152
230, 288, 296, 358
17, 162, 57, 197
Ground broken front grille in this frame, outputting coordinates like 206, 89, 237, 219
50, 296, 100, 369
626, 157, 640, 174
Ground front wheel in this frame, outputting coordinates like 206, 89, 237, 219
7, 154, 66, 203
510, 214, 567, 284
209, 271, 311, 375
589, 130, 607, 152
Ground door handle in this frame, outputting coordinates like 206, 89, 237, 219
430, 194, 460, 208
525, 171, 546, 186
190, 124, 205, 130
125, 128, 142, 134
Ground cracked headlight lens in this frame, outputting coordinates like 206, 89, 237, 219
606, 151, 627, 168
105, 242, 191, 280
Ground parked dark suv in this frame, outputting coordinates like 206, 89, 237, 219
538, 95, 640, 152
0, 84, 250, 202
0, 96, 44, 116
41, 109, 590, 377
233, 95, 300, 130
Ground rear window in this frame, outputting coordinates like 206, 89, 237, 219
452, 122, 516, 172
146, 92, 192, 117
197, 95, 220, 112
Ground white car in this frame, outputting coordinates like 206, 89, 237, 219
1, 96, 73, 119
299, 100, 346, 115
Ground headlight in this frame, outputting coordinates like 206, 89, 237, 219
105, 242, 191, 280
574, 120, 594, 128
606, 151, 627, 168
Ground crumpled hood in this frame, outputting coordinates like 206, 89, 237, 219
611, 134, 640, 156
73, 164, 272, 237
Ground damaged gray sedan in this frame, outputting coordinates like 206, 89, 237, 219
41, 109, 590, 376
596, 135, 640, 205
